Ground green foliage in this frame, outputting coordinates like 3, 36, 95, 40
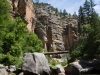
0, 0, 43, 66
78, 6, 85, 26
23, 32, 43, 53
73, 0, 100, 60
49, 60, 61, 67
73, 12, 77, 18
78, 0, 96, 25
46, 56, 67, 67
71, 37, 85, 58
55, 8, 59, 14
0, 0, 10, 52
1, 17, 42, 66
10, 73, 16, 75
0, 0, 10, 21
62, 9, 68, 18
61, 61, 67, 66
49, 59, 67, 67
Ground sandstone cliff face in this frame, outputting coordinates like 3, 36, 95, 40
62, 18, 78, 53
34, 3, 78, 53
35, 4, 65, 52
7, 0, 36, 32
7, 0, 78, 53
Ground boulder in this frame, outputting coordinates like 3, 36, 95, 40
54, 64, 65, 75
50, 64, 65, 75
0, 64, 8, 75
22, 53, 50, 75
9, 65, 16, 72
64, 59, 100, 75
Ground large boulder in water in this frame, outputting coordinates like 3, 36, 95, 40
22, 52, 50, 75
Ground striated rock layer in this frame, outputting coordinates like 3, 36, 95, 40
7, 0, 78, 53
34, 3, 78, 53
7, 0, 36, 32
35, 4, 65, 52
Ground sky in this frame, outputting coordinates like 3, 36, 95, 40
34, 0, 100, 15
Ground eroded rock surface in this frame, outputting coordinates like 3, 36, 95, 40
7, 0, 36, 32
22, 53, 50, 75
7, 0, 78, 53
34, 3, 78, 53
35, 4, 65, 52
0, 64, 8, 75
64, 59, 100, 75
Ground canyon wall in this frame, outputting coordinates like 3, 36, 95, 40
7, 1, 78, 53
7, 0, 36, 32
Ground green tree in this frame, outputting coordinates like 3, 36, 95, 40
0, 0, 10, 51
72, 0, 100, 60
83, 0, 91, 23
78, 6, 85, 25
78, 0, 96, 36
83, 12, 100, 59
59, 9, 63, 17
55, 8, 58, 14
0, 0, 43, 66
90, 0, 96, 13
23, 32, 43, 53
73, 12, 77, 18
63, 9, 68, 18
1, 17, 42, 66
78, 6, 85, 34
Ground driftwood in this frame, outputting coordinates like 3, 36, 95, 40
43, 51, 69, 55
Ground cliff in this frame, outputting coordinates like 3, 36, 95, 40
34, 3, 65, 52
7, 0, 36, 32
34, 3, 78, 53
7, 0, 78, 53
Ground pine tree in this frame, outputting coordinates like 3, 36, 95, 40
55, 8, 58, 14
78, 6, 85, 25
63, 9, 68, 18
73, 12, 77, 18
83, 0, 91, 23
72, 0, 100, 60
90, 0, 96, 13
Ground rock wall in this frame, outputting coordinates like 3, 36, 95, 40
62, 18, 78, 53
35, 4, 65, 52
7, 0, 36, 32
7, 0, 78, 53
34, 3, 78, 53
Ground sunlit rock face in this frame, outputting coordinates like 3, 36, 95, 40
34, 4, 65, 52
7, 0, 36, 32
62, 19, 78, 53
7, 0, 78, 53
34, 3, 78, 53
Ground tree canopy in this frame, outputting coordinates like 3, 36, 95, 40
71, 0, 100, 60
0, 0, 43, 67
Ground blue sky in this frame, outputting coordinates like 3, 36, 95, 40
34, 0, 100, 15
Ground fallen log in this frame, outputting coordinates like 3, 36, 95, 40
43, 51, 69, 55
